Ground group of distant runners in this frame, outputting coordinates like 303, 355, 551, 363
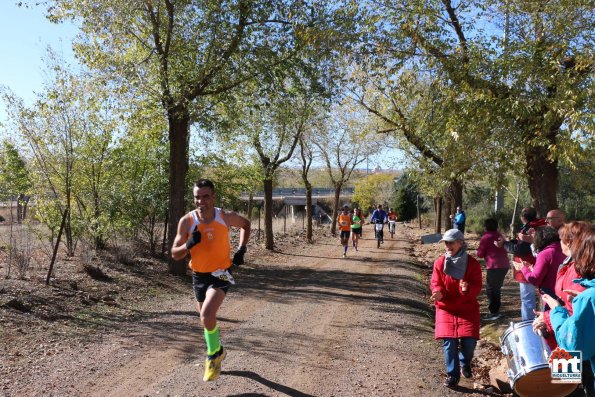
338, 203, 399, 257
170, 178, 400, 382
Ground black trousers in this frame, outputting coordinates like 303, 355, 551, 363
486, 268, 509, 314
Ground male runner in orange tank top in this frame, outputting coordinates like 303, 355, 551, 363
338, 204, 353, 257
171, 179, 250, 382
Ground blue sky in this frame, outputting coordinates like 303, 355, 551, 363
0, 2, 404, 170
0, 2, 77, 122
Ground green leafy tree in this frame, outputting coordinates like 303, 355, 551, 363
0, 140, 32, 223
47, 0, 340, 273
352, 173, 395, 213
363, 0, 594, 216
313, 102, 380, 234
107, 122, 169, 256
2, 58, 129, 253
354, 71, 495, 230
236, 87, 312, 250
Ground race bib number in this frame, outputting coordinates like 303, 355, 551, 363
211, 269, 236, 285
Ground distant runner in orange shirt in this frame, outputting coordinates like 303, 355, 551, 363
171, 179, 250, 382
338, 204, 353, 257
387, 208, 398, 237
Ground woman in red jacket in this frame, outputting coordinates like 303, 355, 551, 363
533, 221, 593, 396
431, 229, 483, 388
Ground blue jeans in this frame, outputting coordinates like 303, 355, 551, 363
442, 337, 477, 379
519, 282, 536, 321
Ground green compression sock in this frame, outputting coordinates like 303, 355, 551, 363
204, 326, 221, 356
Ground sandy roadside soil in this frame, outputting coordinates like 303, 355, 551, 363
2, 223, 516, 397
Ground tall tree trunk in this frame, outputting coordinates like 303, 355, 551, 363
161, 213, 168, 258
93, 189, 105, 250
304, 181, 313, 243
525, 144, 558, 217
330, 183, 342, 235
21, 195, 29, 221
263, 178, 274, 250
443, 180, 463, 229
167, 109, 190, 275
16, 194, 22, 224
148, 214, 156, 255
510, 182, 521, 238
434, 197, 443, 234
247, 192, 253, 223
65, 186, 74, 257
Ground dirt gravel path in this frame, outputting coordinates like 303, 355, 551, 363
3, 226, 494, 397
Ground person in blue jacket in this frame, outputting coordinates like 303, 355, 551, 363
454, 206, 466, 234
369, 204, 387, 244
544, 226, 595, 379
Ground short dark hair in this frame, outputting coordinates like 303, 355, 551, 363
521, 207, 537, 222
533, 226, 560, 250
194, 179, 215, 191
484, 218, 498, 232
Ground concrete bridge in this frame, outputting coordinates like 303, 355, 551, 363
240, 187, 355, 223
240, 187, 355, 205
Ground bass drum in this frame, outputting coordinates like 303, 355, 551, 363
500, 321, 577, 397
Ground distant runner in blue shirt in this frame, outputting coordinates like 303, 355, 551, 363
370, 204, 388, 225
370, 204, 388, 244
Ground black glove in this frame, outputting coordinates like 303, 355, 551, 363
185, 226, 201, 250
232, 246, 247, 266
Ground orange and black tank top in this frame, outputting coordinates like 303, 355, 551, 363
187, 208, 232, 273
338, 213, 352, 231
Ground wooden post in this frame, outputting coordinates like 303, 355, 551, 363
161, 214, 168, 257
302, 208, 305, 230
417, 195, 421, 229
257, 206, 261, 241
283, 205, 287, 233
46, 209, 68, 285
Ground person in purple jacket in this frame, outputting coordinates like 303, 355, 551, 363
521, 226, 566, 309
477, 218, 509, 321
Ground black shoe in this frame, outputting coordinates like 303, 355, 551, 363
444, 375, 459, 387
482, 312, 502, 321
462, 366, 472, 378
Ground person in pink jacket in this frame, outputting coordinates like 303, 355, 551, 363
476, 218, 509, 321
431, 229, 483, 388
521, 226, 566, 295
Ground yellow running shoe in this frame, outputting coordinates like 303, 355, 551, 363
203, 347, 226, 382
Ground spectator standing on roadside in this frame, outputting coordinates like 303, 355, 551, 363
454, 206, 466, 234
476, 218, 509, 321
533, 221, 593, 396
521, 226, 566, 297
545, 209, 566, 230
495, 207, 546, 321
431, 229, 482, 388
544, 226, 595, 384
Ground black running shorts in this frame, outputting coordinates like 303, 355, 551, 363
340, 230, 351, 239
192, 271, 231, 303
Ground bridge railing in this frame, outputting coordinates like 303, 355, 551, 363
240, 187, 354, 199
